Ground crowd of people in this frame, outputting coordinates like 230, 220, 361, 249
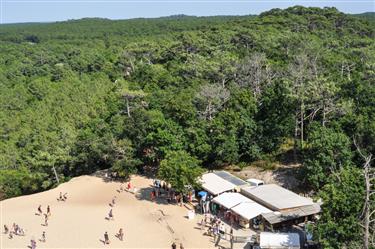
3, 223, 26, 239
3, 203, 54, 248
2, 176, 211, 248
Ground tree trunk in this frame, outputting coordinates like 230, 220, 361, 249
300, 102, 304, 150
52, 164, 60, 184
126, 98, 131, 117
322, 100, 326, 127
293, 112, 298, 163
364, 164, 370, 249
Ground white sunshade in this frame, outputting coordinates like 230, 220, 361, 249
200, 173, 236, 195
260, 232, 300, 249
231, 201, 272, 220
212, 192, 250, 209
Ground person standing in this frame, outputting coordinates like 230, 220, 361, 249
37, 205, 42, 215
31, 238, 36, 249
4, 224, 9, 234
41, 231, 46, 242
108, 209, 114, 220
171, 242, 177, 249
44, 213, 48, 226
47, 205, 51, 216
104, 231, 110, 244
118, 228, 124, 241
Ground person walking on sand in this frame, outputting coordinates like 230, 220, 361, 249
8, 231, 13, 239
171, 242, 177, 249
180, 243, 185, 249
63, 192, 68, 201
41, 231, 46, 242
127, 182, 132, 191
118, 228, 124, 241
108, 209, 114, 220
4, 224, 9, 234
44, 213, 49, 226
37, 205, 42, 215
104, 231, 110, 244
59, 192, 63, 201
112, 196, 116, 206
47, 205, 51, 216
30, 238, 36, 249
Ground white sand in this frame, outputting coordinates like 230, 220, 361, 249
1, 175, 217, 249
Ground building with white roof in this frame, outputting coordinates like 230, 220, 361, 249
212, 192, 251, 209
200, 173, 236, 196
241, 184, 314, 211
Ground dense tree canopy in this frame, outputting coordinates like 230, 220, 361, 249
0, 7, 374, 248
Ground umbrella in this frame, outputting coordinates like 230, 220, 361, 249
198, 191, 207, 197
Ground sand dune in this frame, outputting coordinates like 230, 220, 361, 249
1, 175, 216, 249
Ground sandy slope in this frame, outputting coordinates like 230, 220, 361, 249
1, 175, 216, 249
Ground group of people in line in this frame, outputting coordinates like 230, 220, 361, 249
37, 204, 51, 226
3, 223, 26, 239
102, 181, 132, 245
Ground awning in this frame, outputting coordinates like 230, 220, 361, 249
212, 192, 250, 209
200, 173, 236, 195
262, 204, 321, 225
231, 201, 271, 220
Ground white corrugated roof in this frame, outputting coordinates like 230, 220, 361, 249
241, 184, 313, 210
231, 201, 272, 220
212, 192, 250, 209
260, 232, 300, 248
200, 173, 236, 195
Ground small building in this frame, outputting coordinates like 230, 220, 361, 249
231, 201, 271, 229
261, 204, 321, 231
200, 173, 236, 196
258, 232, 300, 249
241, 184, 320, 231
241, 184, 314, 211
212, 192, 272, 229
212, 192, 250, 209
212, 171, 249, 191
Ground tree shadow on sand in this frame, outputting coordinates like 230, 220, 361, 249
92, 169, 129, 183
135, 186, 179, 206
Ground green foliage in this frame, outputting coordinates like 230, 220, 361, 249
302, 125, 353, 190
158, 150, 203, 193
0, 12, 374, 249
110, 139, 141, 178
314, 167, 365, 248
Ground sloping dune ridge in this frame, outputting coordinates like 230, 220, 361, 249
1, 175, 215, 249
